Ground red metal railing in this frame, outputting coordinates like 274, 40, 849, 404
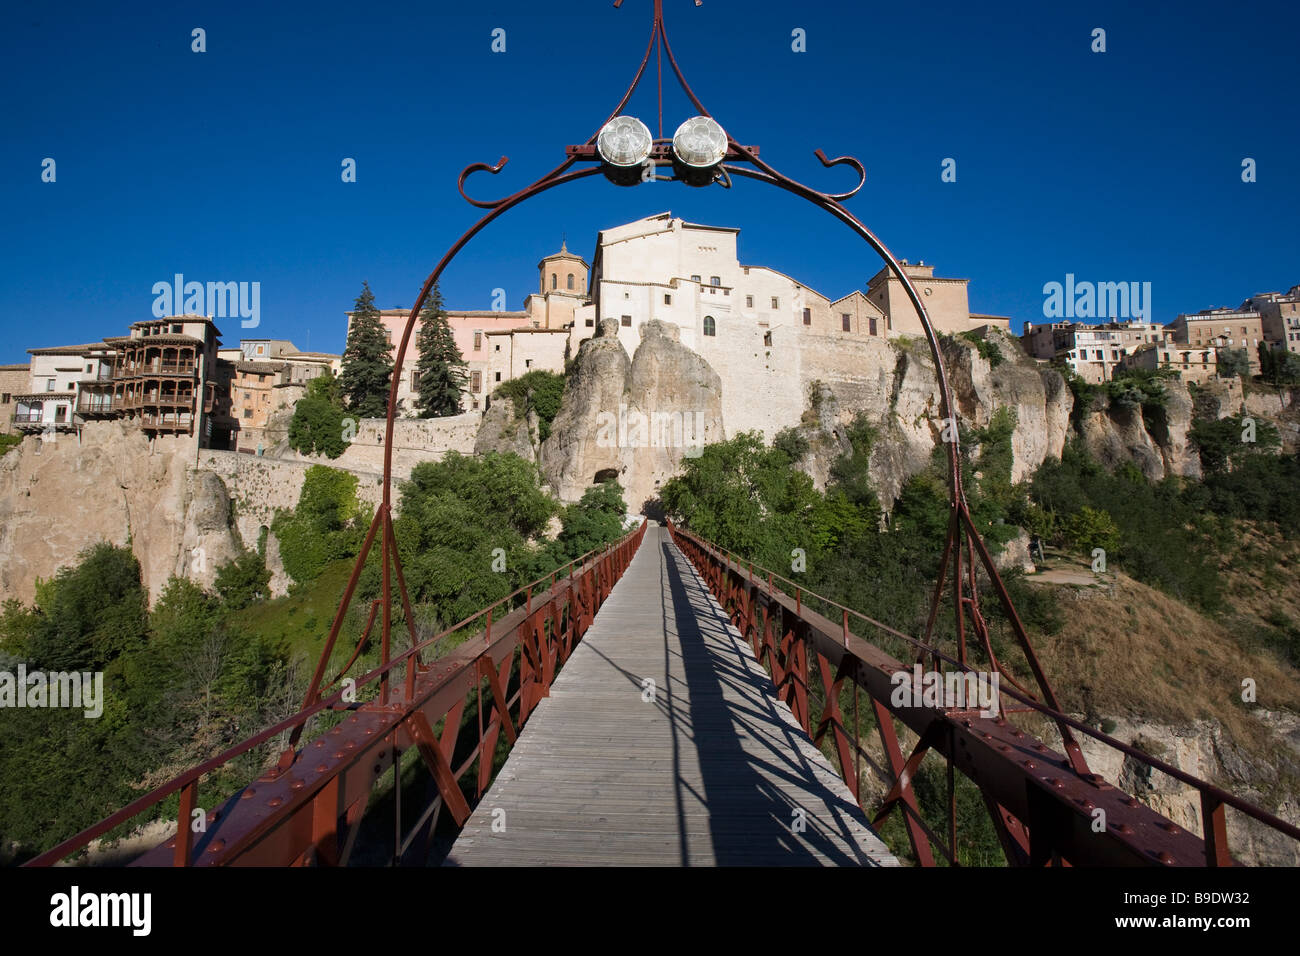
667, 521, 1300, 867
26, 519, 647, 867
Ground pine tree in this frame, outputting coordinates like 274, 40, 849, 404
413, 283, 468, 418
338, 281, 394, 418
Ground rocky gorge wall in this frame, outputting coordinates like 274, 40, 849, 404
0, 423, 242, 605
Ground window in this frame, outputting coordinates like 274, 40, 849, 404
172, 323, 182, 333
620, 315, 632, 327
567, 274, 574, 290
869, 316, 878, 336
746, 296, 753, 309
494, 344, 501, 352
525, 359, 533, 369
85, 364, 93, 373
763, 331, 773, 347
410, 371, 419, 391
494, 372, 502, 382
0, 394, 8, 403
691, 274, 701, 283
471, 371, 482, 391
842, 314, 851, 332
243, 409, 252, 419
46, 379, 55, 391
710, 276, 720, 286
803, 308, 811, 326
551, 273, 557, 289
585, 318, 595, 327
473, 331, 482, 350
771, 297, 779, 309
703, 315, 716, 337
664, 294, 671, 305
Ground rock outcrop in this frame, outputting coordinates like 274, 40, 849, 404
0, 422, 242, 604
474, 395, 540, 463
540, 319, 724, 511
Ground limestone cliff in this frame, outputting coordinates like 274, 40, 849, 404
474, 394, 541, 463
540, 319, 724, 511
0, 422, 242, 605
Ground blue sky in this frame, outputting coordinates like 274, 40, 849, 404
2, 0, 1297, 363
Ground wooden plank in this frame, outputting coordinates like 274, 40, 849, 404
444, 524, 900, 867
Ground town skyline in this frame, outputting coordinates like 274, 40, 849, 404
4, 0, 1297, 365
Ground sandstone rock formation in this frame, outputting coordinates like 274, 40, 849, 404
474, 394, 540, 463
0, 422, 241, 605
540, 319, 724, 511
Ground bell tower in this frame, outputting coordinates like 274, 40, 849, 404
538, 240, 589, 297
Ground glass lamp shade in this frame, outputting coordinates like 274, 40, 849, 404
597, 116, 653, 168
672, 116, 727, 168
671, 115, 727, 186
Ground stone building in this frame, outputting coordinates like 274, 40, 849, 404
11, 344, 115, 436
1244, 287, 1300, 355
0, 364, 28, 435
349, 214, 1011, 419
567, 213, 1005, 359
1168, 308, 1267, 374
1021, 320, 1172, 383
104, 315, 233, 448
1117, 342, 1218, 384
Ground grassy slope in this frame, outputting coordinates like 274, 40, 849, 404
1020, 528, 1300, 782
225, 558, 358, 664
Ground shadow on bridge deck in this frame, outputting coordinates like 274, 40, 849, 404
444, 523, 899, 867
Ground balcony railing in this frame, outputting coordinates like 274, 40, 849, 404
76, 399, 115, 415
11, 412, 43, 425
139, 415, 194, 430
112, 361, 197, 378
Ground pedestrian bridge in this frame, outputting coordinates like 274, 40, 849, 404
446, 524, 897, 866
28, 516, 1300, 868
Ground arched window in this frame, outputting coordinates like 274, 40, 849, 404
551, 273, 557, 289
703, 315, 716, 337
567, 273, 574, 290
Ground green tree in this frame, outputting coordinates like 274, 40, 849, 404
1258, 342, 1300, 386
1189, 413, 1281, 474
554, 481, 628, 559
150, 576, 219, 648
1061, 506, 1121, 556
413, 283, 468, 418
213, 550, 271, 611
493, 369, 567, 442
1216, 348, 1251, 380
271, 465, 370, 584
26, 543, 148, 670
338, 281, 394, 418
287, 371, 348, 458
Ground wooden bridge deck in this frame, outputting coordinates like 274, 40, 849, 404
445, 523, 900, 867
